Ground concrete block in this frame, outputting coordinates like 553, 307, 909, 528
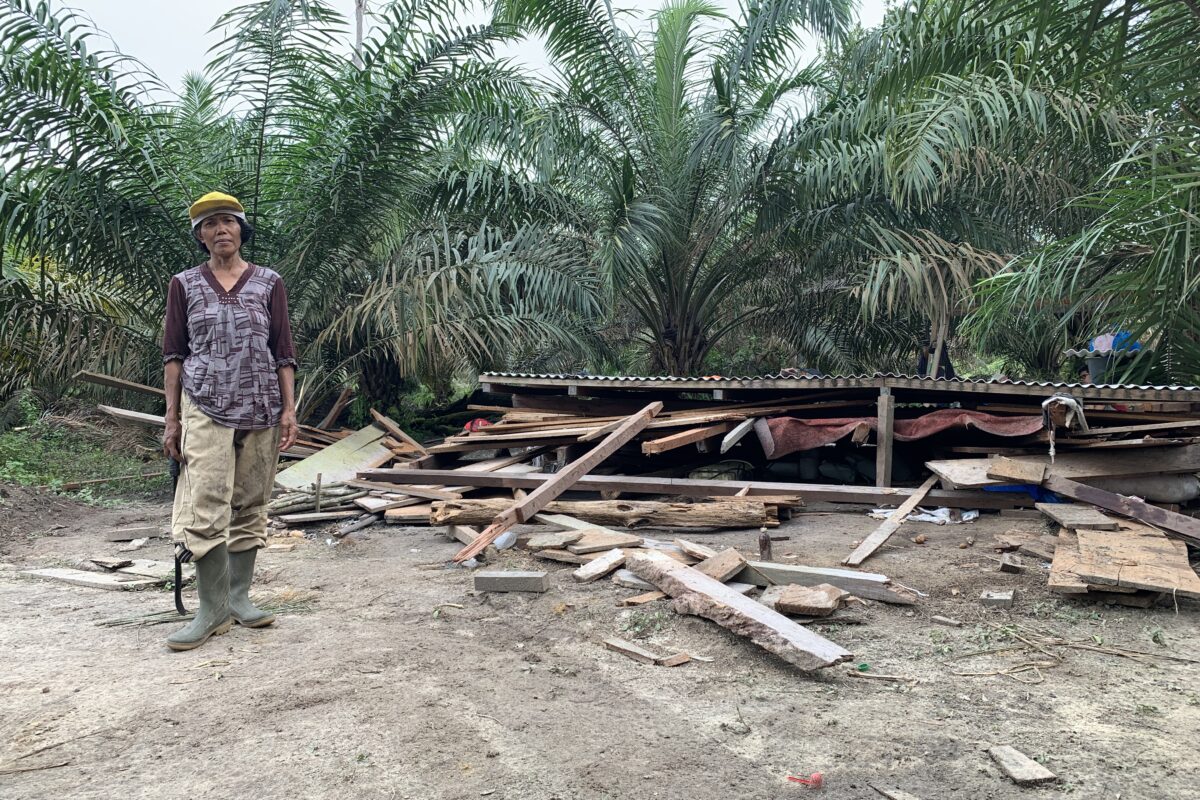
474, 570, 550, 593
980, 589, 1015, 608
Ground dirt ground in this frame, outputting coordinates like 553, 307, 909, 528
2, 485, 1199, 800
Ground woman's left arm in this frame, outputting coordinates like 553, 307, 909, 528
268, 275, 299, 452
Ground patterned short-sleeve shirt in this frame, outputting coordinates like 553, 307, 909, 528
162, 263, 297, 430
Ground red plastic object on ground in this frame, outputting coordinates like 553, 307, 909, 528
462, 418, 492, 433
787, 772, 823, 789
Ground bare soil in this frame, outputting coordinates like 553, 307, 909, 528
1, 487, 1198, 800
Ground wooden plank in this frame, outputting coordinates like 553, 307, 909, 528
1048, 527, 1095, 594
929, 444, 1200, 489
275, 425, 392, 491
446, 525, 480, 546
1035, 503, 1120, 531
641, 422, 734, 455
524, 531, 583, 551
842, 475, 938, 566
453, 402, 663, 561
870, 786, 924, 800
986, 457, 1046, 484
692, 548, 748, 582
875, 389, 895, 488
75, 370, 164, 397
735, 561, 914, 605
1042, 475, 1200, 545
369, 409, 429, 455
625, 550, 853, 671
354, 495, 424, 513
435, 497, 775, 529
98, 405, 165, 427
21, 568, 160, 590
720, 418, 758, 454
988, 745, 1058, 786
383, 503, 433, 524
277, 510, 360, 524
761, 584, 848, 616
368, 469, 1022, 509
573, 548, 626, 583
1068, 419, 1200, 437
674, 539, 719, 561
1073, 525, 1200, 598
344, 480, 461, 501
567, 530, 645, 554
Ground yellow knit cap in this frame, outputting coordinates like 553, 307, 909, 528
188, 192, 246, 229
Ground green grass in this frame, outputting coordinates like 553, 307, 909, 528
0, 406, 170, 504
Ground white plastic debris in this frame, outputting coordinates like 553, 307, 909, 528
868, 507, 979, 525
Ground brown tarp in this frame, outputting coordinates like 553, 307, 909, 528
755, 409, 1045, 459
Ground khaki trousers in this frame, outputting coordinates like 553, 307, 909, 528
171, 393, 280, 559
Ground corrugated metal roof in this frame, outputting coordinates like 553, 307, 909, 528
480, 371, 1198, 392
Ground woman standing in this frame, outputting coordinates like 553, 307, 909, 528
162, 191, 299, 651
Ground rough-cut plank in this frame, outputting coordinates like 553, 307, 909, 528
355, 495, 424, 513
453, 402, 663, 561
1042, 475, 1200, 545
446, 525, 480, 546
843, 475, 939, 566
346, 481, 462, 501
567, 530, 645, 554
986, 457, 1046, 484
533, 548, 594, 565
1017, 537, 1059, 562
523, 531, 584, 551
367, 469, 1017, 509
760, 584, 848, 616
988, 745, 1058, 786
603, 637, 662, 665
1069, 419, 1200, 437
382, 503, 433, 524
369, 409, 430, 455
674, 539, 718, 561
21, 568, 159, 590
928, 445, 1200, 489
1035, 503, 1120, 530
735, 561, 914, 605
1048, 528, 1090, 594
641, 422, 735, 455
612, 569, 655, 591
625, 550, 853, 671
434, 497, 775, 529
573, 548, 626, 583
619, 590, 669, 606
655, 652, 691, 667
1073, 525, 1200, 598
720, 418, 758, 454
691, 548, 748, 582
276, 425, 392, 490
276, 510, 360, 524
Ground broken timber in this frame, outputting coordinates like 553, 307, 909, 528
432, 497, 777, 529
842, 475, 938, 566
625, 550, 852, 671
734, 561, 914, 605
1042, 475, 1200, 546
452, 402, 663, 561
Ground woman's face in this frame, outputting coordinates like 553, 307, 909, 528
197, 213, 242, 257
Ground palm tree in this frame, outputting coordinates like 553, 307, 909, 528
0, 0, 598, 411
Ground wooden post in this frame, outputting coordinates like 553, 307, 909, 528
875, 387, 894, 488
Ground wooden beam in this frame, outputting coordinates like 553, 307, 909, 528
369, 409, 430, 455
98, 405, 165, 427
842, 475, 938, 566
434, 497, 775, 529
1061, 419, 1200, 438
875, 388, 894, 488
625, 550, 853, 671
452, 402, 663, 561
1042, 474, 1200, 546
720, 418, 758, 454
317, 386, 354, 429
361, 468, 1024, 509
734, 561, 914, 605
74, 370, 164, 397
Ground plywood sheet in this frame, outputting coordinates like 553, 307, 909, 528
275, 425, 392, 490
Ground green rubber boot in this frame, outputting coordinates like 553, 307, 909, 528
228, 547, 275, 628
167, 543, 232, 651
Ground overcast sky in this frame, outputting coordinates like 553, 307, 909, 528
63, 0, 891, 93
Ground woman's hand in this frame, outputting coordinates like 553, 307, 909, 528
278, 408, 298, 453
163, 414, 184, 462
